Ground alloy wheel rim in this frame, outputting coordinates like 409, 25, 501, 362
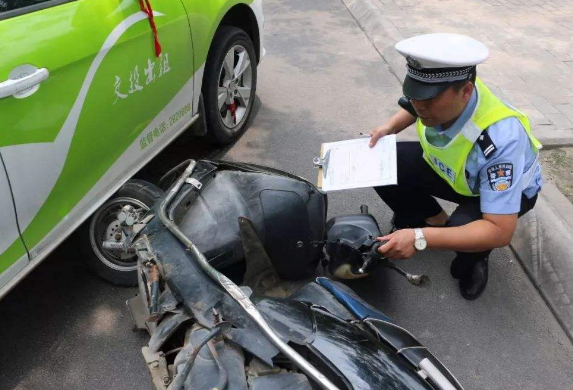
217, 44, 253, 130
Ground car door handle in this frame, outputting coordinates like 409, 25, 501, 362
0, 68, 49, 99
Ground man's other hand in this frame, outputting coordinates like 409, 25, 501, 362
377, 229, 416, 260
368, 125, 390, 148
368, 109, 416, 147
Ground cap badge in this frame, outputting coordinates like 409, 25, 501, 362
406, 56, 422, 69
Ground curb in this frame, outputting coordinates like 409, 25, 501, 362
341, 0, 573, 341
536, 130, 573, 149
341, 0, 405, 83
340, 0, 573, 149
510, 184, 573, 343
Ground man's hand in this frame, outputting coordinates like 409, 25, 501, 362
368, 125, 391, 148
377, 229, 417, 260
368, 109, 417, 147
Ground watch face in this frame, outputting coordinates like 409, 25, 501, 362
415, 239, 427, 251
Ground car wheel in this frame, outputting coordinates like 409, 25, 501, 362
80, 180, 162, 286
203, 26, 257, 144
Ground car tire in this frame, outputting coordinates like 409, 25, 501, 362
203, 26, 257, 144
80, 180, 163, 286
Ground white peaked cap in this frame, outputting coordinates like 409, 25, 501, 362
395, 33, 489, 69
394, 33, 489, 100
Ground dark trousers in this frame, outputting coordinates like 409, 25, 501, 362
374, 142, 537, 278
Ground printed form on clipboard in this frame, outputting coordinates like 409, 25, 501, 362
315, 135, 397, 192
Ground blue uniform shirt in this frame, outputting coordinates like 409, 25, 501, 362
425, 88, 543, 215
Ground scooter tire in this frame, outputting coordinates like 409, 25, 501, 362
79, 180, 163, 286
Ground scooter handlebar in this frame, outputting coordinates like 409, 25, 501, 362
368, 241, 432, 289
370, 241, 387, 259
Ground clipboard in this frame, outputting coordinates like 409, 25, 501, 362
313, 136, 397, 192
312, 147, 330, 189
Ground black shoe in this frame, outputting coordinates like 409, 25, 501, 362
450, 255, 470, 279
459, 258, 489, 300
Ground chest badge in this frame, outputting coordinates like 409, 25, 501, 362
487, 163, 513, 191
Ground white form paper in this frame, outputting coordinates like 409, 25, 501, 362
319, 135, 397, 192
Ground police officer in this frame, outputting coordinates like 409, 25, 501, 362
369, 33, 542, 300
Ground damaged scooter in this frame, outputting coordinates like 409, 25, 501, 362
125, 159, 463, 390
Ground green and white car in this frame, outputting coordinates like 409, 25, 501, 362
0, 0, 264, 296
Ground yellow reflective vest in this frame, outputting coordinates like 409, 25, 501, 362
416, 78, 542, 197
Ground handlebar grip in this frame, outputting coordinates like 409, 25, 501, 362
370, 241, 387, 258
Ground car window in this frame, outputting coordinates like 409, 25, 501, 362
0, 0, 73, 19
0, 0, 50, 12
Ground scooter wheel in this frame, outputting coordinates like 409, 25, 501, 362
79, 180, 163, 286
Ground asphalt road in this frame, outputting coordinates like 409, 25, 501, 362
1, 0, 573, 389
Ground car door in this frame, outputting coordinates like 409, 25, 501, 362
0, 0, 195, 266
0, 150, 29, 291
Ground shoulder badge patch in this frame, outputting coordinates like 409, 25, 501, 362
477, 130, 497, 159
487, 163, 513, 191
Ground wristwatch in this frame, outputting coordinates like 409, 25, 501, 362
414, 228, 427, 251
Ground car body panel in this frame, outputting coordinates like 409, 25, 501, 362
0, 0, 194, 277
0, 0, 264, 297
0, 152, 28, 276
184, 0, 258, 66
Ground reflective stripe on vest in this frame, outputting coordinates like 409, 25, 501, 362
416, 78, 542, 197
